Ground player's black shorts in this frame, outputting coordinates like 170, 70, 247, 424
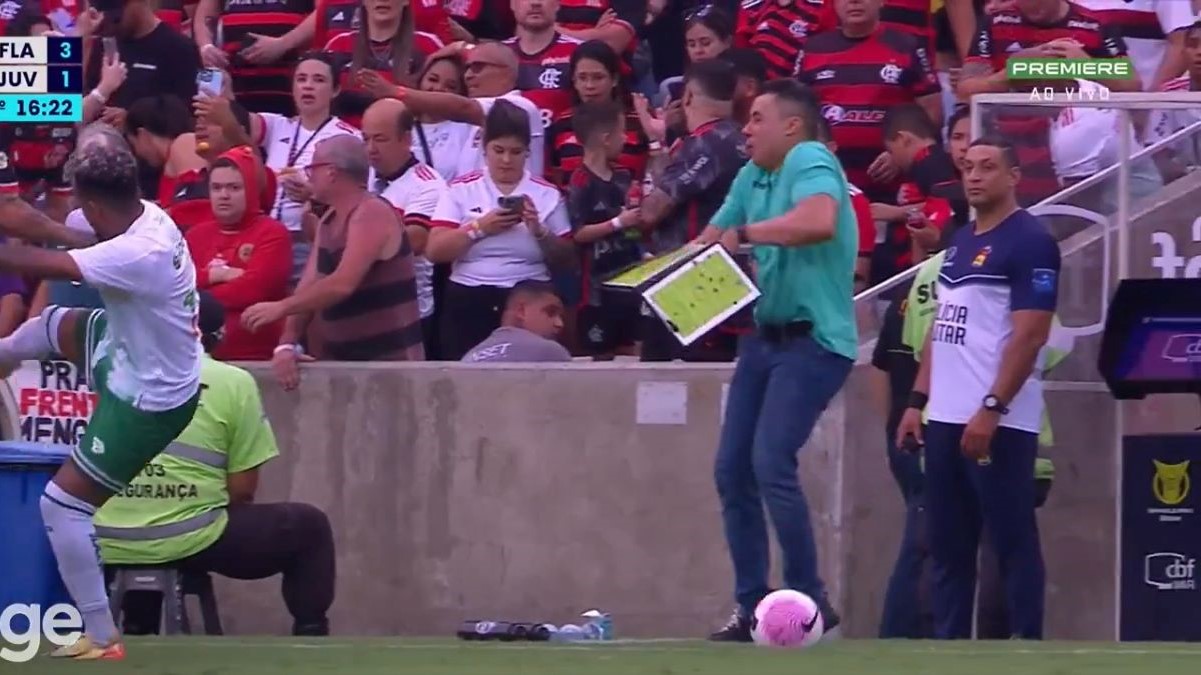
578, 294, 642, 355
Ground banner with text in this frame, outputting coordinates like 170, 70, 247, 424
1120, 434, 1201, 641
0, 361, 96, 447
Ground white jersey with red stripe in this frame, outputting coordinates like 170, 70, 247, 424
375, 159, 448, 318
1073, 0, 1194, 87
1146, 75, 1201, 167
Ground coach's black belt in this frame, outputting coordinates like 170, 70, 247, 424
758, 321, 813, 343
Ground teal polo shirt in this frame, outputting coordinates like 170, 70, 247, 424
710, 141, 858, 360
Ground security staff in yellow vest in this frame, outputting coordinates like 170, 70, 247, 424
96, 292, 336, 636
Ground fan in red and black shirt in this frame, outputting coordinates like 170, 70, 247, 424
323, 3, 444, 127
958, 0, 1134, 205
505, 0, 582, 132
313, 0, 456, 48
735, 0, 831, 80
546, 39, 649, 186
871, 103, 963, 278
797, 0, 941, 205
556, 0, 645, 63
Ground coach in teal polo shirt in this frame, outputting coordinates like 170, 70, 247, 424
697, 79, 858, 643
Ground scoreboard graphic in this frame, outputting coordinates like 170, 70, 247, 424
0, 36, 84, 124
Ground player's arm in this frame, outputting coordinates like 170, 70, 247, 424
0, 244, 82, 281
276, 200, 395, 315
905, 42, 943, 127
729, 152, 841, 246
696, 165, 749, 243
1150, 28, 1189, 92
987, 232, 1060, 406
279, 244, 319, 348
533, 199, 577, 271
0, 199, 94, 248
559, 0, 644, 53
193, 0, 221, 50
944, 0, 980, 60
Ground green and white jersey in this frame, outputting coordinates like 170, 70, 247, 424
67, 201, 201, 411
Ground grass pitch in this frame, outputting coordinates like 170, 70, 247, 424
4, 638, 1201, 674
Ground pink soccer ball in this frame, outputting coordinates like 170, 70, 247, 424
750, 590, 825, 648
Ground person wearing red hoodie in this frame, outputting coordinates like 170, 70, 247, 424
186, 147, 293, 361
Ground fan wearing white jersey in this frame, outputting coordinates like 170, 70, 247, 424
897, 137, 1060, 641
364, 41, 547, 177
362, 98, 449, 355
0, 130, 202, 661
1073, 0, 1194, 89
1147, 22, 1201, 177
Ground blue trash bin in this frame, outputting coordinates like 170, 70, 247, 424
0, 441, 73, 634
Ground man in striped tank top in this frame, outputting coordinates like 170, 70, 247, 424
242, 135, 425, 371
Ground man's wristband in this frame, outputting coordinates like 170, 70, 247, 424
907, 391, 928, 410
610, 216, 623, 231
274, 344, 304, 356
87, 89, 107, 105
465, 221, 486, 241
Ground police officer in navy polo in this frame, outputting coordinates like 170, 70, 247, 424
897, 136, 1061, 640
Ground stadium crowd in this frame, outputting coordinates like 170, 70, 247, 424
0, 0, 1199, 647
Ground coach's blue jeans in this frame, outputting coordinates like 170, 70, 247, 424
714, 333, 853, 616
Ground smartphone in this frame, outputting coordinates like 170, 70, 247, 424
498, 195, 525, 213
667, 81, 685, 101
101, 37, 118, 60
196, 68, 224, 98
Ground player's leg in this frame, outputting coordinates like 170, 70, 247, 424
972, 428, 1045, 640
923, 421, 982, 639
0, 305, 90, 375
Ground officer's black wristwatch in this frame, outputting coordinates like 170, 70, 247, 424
982, 394, 1009, 415
735, 226, 750, 245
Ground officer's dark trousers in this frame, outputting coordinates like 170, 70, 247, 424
879, 431, 934, 639
924, 421, 1045, 640
115, 502, 336, 636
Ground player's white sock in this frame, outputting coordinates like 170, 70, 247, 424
40, 482, 120, 647
0, 305, 67, 363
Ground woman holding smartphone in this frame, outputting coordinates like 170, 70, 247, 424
426, 100, 576, 360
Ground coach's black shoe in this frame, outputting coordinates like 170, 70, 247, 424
707, 611, 753, 642
816, 595, 841, 633
293, 619, 330, 636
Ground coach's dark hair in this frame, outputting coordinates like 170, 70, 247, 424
66, 143, 142, 212
684, 58, 737, 103
968, 136, 1020, 169
572, 100, 625, 146
568, 39, 625, 104
125, 95, 195, 139
760, 79, 823, 140
483, 99, 532, 147
5, 13, 51, 37
882, 103, 940, 142
507, 280, 560, 306
720, 48, 767, 86
684, 5, 734, 47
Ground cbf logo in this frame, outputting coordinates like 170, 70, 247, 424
1161, 335, 1201, 364
1145, 553, 1197, 591
1, 604, 83, 663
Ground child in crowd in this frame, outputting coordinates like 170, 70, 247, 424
565, 100, 647, 359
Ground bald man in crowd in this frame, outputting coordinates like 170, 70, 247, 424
362, 40, 545, 176
243, 136, 426, 372
362, 98, 449, 358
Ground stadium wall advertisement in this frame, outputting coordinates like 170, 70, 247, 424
0, 360, 93, 446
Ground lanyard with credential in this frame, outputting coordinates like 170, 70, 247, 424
277, 117, 333, 221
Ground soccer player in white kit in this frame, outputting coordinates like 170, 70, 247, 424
0, 127, 201, 660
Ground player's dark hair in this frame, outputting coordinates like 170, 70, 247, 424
5, 13, 51, 37
66, 143, 142, 212
684, 5, 734, 46
720, 47, 768, 86
572, 100, 625, 147
684, 58, 737, 103
483, 99, 532, 147
760, 79, 823, 141
568, 40, 625, 104
969, 136, 1020, 169
882, 103, 940, 142
124, 95, 195, 139
507, 280, 560, 306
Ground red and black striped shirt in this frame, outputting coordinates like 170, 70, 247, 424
218, 0, 314, 115
736, 0, 831, 80
556, 0, 644, 63
878, 0, 935, 56
504, 33, 582, 131
322, 30, 443, 127
798, 26, 939, 200
546, 108, 649, 187
965, 6, 1128, 204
